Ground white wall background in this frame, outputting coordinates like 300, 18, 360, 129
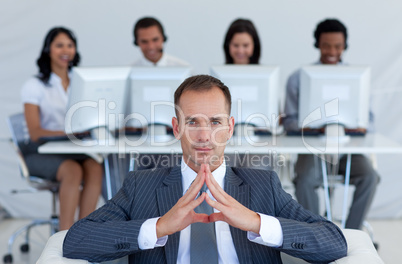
1, 0, 402, 219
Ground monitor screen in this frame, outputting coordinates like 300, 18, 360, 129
298, 65, 370, 129
210, 65, 280, 132
65, 66, 131, 134
126, 66, 192, 128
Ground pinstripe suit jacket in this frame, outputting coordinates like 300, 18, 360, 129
63, 166, 347, 264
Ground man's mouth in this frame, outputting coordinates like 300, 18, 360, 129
325, 56, 338, 63
146, 50, 158, 57
194, 146, 213, 152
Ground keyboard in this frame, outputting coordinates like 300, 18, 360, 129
117, 127, 144, 136
118, 127, 174, 136
39, 131, 91, 142
286, 130, 323, 136
286, 129, 366, 136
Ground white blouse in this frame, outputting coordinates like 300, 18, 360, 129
21, 73, 69, 131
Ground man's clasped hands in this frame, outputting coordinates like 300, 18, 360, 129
156, 163, 261, 238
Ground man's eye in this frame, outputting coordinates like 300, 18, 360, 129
211, 121, 221, 126
187, 121, 196, 126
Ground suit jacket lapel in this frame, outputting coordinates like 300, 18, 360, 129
225, 167, 252, 264
156, 165, 183, 264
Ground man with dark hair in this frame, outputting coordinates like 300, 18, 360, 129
132, 17, 189, 66
283, 18, 379, 230
64, 75, 347, 263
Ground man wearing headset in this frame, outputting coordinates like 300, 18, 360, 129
283, 18, 380, 231
133, 17, 189, 66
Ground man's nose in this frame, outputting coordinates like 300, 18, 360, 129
328, 47, 338, 56
147, 41, 157, 50
196, 126, 211, 142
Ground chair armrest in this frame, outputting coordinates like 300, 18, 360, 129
36, 230, 89, 264
334, 229, 384, 264
281, 228, 384, 264
36, 230, 127, 264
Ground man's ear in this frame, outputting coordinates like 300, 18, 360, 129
228, 116, 235, 139
172, 117, 180, 139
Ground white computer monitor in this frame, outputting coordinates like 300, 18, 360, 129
65, 66, 131, 134
298, 65, 370, 129
210, 65, 280, 133
126, 66, 192, 128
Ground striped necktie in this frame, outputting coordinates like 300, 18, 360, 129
190, 183, 219, 264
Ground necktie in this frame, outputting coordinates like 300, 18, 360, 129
190, 183, 219, 264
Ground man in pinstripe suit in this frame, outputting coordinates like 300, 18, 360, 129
63, 75, 347, 263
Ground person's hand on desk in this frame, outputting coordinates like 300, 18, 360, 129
302, 127, 325, 133
71, 131, 91, 138
344, 127, 367, 136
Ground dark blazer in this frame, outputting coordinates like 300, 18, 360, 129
63, 166, 347, 264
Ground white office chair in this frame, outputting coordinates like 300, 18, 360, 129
36, 229, 383, 264
286, 152, 377, 247
3, 113, 60, 264
321, 153, 377, 247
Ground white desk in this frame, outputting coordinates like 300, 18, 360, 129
39, 133, 402, 228
39, 133, 402, 155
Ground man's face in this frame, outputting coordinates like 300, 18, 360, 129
172, 87, 234, 172
136, 25, 164, 63
318, 32, 345, 64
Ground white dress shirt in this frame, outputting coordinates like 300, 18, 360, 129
20, 73, 68, 131
138, 160, 283, 263
133, 52, 189, 67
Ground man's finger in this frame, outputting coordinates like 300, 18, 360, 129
186, 192, 206, 211
205, 192, 225, 212
207, 165, 227, 197
205, 168, 228, 204
182, 168, 206, 203
193, 213, 210, 223
208, 212, 224, 223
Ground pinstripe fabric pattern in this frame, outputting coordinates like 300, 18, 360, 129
63, 165, 347, 264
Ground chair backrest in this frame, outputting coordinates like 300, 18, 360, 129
7, 112, 30, 147
7, 113, 31, 178
6, 113, 59, 192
